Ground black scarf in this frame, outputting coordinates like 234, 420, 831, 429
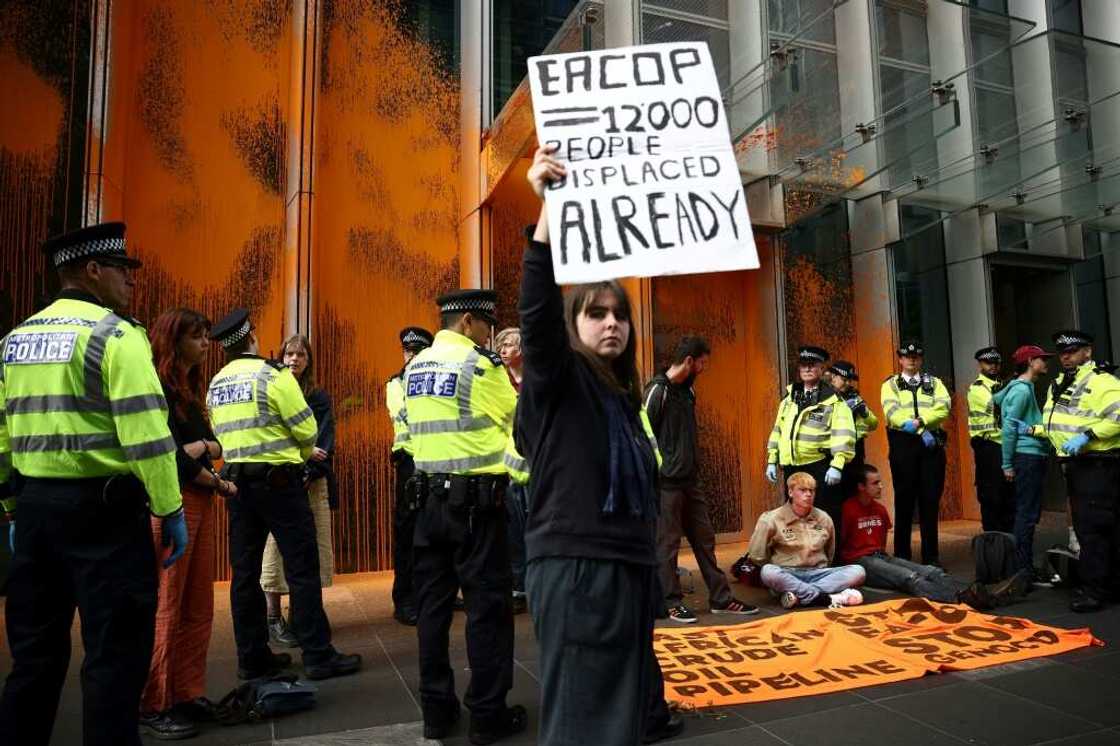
600, 394, 658, 520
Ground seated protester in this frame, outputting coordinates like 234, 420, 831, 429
746, 471, 866, 609
840, 464, 1029, 611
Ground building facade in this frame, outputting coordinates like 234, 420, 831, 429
473, 0, 1120, 538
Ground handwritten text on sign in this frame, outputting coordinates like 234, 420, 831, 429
528, 43, 759, 284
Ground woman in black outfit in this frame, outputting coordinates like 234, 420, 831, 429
519, 146, 681, 746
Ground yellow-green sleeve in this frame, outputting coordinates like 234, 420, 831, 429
475, 362, 518, 432
766, 399, 785, 465
880, 379, 908, 429
828, 400, 856, 470
1089, 372, 1120, 441
105, 329, 181, 517
862, 407, 879, 433
0, 364, 13, 516
274, 369, 318, 460
925, 378, 952, 430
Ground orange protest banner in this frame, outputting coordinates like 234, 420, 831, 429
655, 598, 1102, 708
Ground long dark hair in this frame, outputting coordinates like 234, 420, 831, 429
281, 333, 317, 397
151, 308, 211, 419
563, 281, 642, 408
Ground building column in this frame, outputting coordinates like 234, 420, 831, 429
284, 0, 322, 338
459, 1, 489, 288
848, 194, 900, 513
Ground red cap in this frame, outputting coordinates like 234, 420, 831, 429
1013, 345, 1054, 365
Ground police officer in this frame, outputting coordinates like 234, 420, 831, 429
881, 340, 952, 565
826, 360, 879, 495
403, 289, 526, 743
969, 346, 1015, 532
1024, 330, 1120, 612
387, 326, 434, 626
765, 345, 856, 545
207, 309, 361, 680
0, 222, 186, 746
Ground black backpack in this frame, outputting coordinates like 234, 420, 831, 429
215, 675, 317, 725
972, 531, 1018, 584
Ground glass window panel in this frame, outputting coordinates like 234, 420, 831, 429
974, 86, 1018, 144
1054, 40, 1089, 103
403, 0, 459, 74
880, 65, 937, 188
971, 28, 1013, 88
1075, 232, 1113, 361
768, 0, 836, 44
876, 3, 930, 67
893, 205, 954, 385
970, 0, 1008, 12
491, 0, 580, 116
642, 13, 731, 88
996, 215, 1027, 248
771, 47, 841, 163
1049, 0, 1083, 35
645, 0, 729, 20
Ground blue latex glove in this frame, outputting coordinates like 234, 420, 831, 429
1005, 417, 1033, 436
161, 511, 189, 568
7, 522, 13, 554
825, 467, 842, 486
921, 430, 936, 448
1061, 433, 1091, 456
765, 463, 778, 484
900, 420, 919, 434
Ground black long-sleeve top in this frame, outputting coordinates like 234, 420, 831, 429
517, 233, 657, 566
164, 387, 216, 487
305, 388, 339, 508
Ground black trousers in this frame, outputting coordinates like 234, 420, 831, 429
413, 493, 514, 724
888, 429, 946, 564
1065, 455, 1120, 602
841, 438, 867, 498
527, 557, 668, 746
971, 437, 1016, 533
0, 477, 156, 746
227, 476, 334, 668
391, 453, 418, 612
781, 458, 843, 551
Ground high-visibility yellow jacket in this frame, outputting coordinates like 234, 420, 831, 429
404, 330, 517, 475
208, 355, 318, 464
880, 372, 952, 434
386, 374, 412, 456
766, 384, 856, 469
838, 390, 879, 441
967, 374, 1002, 442
1035, 361, 1120, 456
0, 294, 181, 517
504, 432, 530, 485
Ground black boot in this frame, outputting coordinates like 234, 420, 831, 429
304, 650, 363, 680
1071, 589, 1104, 613
139, 710, 200, 740
268, 615, 300, 648
469, 704, 528, 745
986, 569, 1031, 607
393, 606, 418, 626
237, 651, 293, 680
643, 713, 685, 743
957, 582, 995, 611
423, 701, 462, 740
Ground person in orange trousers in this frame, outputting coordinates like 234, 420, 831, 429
140, 309, 238, 740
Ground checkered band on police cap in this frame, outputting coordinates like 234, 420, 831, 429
51, 237, 127, 267
211, 308, 252, 348
828, 360, 858, 380
436, 289, 498, 320
974, 346, 1001, 363
1052, 329, 1093, 350
219, 318, 251, 348
41, 221, 138, 269
797, 345, 830, 364
399, 326, 434, 350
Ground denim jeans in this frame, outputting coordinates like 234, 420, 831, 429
857, 552, 967, 603
505, 484, 529, 595
1012, 453, 1047, 572
759, 564, 866, 605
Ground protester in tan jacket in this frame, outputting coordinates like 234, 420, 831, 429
747, 472, 866, 609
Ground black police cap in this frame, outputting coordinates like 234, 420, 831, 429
798, 345, 830, 364
211, 308, 252, 348
828, 360, 858, 381
974, 346, 1001, 363
1052, 329, 1093, 352
399, 326, 434, 351
41, 221, 141, 269
436, 289, 498, 325
898, 340, 924, 357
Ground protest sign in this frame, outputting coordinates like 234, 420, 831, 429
527, 42, 758, 284
654, 598, 1101, 708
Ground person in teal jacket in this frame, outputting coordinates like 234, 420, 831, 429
995, 345, 1054, 577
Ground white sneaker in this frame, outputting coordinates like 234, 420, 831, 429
829, 589, 863, 608
780, 591, 799, 609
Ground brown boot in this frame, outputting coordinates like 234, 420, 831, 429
987, 569, 1031, 608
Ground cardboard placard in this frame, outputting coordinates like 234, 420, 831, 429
528, 42, 759, 284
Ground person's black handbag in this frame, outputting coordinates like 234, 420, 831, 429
215, 675, 317, 724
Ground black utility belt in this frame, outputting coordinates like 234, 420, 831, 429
224, 462, 305, 490
24, 473, 146, 511
406, 471, 509, 511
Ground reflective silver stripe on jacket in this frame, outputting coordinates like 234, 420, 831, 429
10, 432, 120, 452
122, 435, 177, 460
414, 451, 506, 473
224, 437, 300, 460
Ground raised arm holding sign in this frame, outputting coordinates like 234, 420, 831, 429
528, 42, 758, 284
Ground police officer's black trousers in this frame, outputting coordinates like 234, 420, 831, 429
391, 453, 417, 613
888, 430, 946, 564
1065, 455, 1120, 602
412, 495, 514, 724
526, 557, 669, 746
227, 478, 334, 668
782, 458, 844, 551
971, 437, 1016, 533
0, 478, 156, 746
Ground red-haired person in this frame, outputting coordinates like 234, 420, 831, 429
140, 309, 236, 740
